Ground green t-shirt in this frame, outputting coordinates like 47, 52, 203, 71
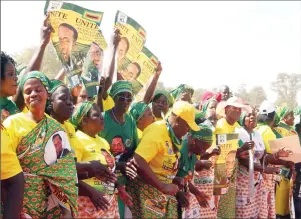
0, 97, 20, 122
99, 110, 138, 163
177, 138, 196, 180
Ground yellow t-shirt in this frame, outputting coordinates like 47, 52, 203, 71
75, 130, 116, 194
256, 125, 276, 154
103, 96, 115, 112
22, 106, 29, 113
214, 118, 240, 164
135, 120, 180, 184
1, 128, 22, 179
61, 121, 84, 161
137, 128, 143, 140
75, 130, 114, 166
3, 112, 44, 152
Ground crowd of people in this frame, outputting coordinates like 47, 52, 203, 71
1, 15, 301, 219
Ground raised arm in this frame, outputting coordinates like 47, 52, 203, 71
54, 68, 66, 82
102, 29, 121, 100
12, 15, 53, 110
143, 62, 162, 104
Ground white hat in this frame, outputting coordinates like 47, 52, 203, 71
259, 100, 276, 115
225, 97, 245, 108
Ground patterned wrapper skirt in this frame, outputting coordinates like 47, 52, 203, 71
259, 169, 276, 219
74, 194, 119, 219
126, 178, 178, 219
235, 165, 263, 219
183, 158, 217, 219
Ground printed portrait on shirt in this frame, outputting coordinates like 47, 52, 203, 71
44, 131, 71, 166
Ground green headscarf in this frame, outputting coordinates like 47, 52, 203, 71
294, 107, 301, 116
130, 102, 148, 122
195, 111, 205, 121
152, 90, 174, 108
170, 84, 194, 100
275, 106, 293, 125
49, 79, 66, 94
190, 124, 213, 145
70, 101, 94, 129
238, 111, 247, 126
109, 80, 133, 99
201, 98, 218, 113
19, 71, 50, 92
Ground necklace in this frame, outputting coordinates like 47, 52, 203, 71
111, 108, 125, 125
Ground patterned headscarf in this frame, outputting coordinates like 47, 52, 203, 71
275, 106, 293, 125
152, 90, 174, 108
170, 84, 194, 100
49, 79, 66, 94
70, 101, 94, 129
19, 71, 50, 93
190, 124, 213, 145
201, 98, 218, 113
109, 80, 133, 99
294, 107, 301, 116
130, 102, 149, 122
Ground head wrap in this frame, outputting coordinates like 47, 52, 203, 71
49, 79, 66, 94
238, 111, 247, 126
19, 71, 50, 92
109, 80, 133, 99
201, 98, 218, 113
130, 102, 149, 122
200, 91, 214, 104
70, 101, 94, 129
170, 84, 194, 100
190, 124, 213, 145
294, 107, 301, 116
152, 90, 174, 108
275, 106, 293, 125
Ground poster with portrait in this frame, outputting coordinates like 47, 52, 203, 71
213, 133, 239, 195
123, 46, 159, 97
114, 10, 147, 75
44, 0, 107, 88
44, 131, 72, 166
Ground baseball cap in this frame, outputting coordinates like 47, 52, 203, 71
259, 100, 276, 115
172, 101, 200, 131
225, 97, 245, 108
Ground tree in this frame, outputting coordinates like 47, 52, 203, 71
234, 84, 249, 102
271, 73, 301, 108
193, 88, 206, 103
13, 43, 63, 79
248, 86, 267, 106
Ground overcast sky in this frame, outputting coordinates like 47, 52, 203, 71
1, 1, 300, 103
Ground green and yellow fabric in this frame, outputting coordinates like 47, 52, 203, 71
170, 84, 194, 101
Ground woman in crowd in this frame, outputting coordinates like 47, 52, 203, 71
177, 124, 218, 219
98, 80, 138, 218
127, 101, 199, 218
235, 107, 291, 218
170, 84, 194, 104
256, 100, 295, 218
273, 106, 297, 218
151, 90, 174, 121
130, 101, 155, 140
3, 71, 78, 218
0, 52, 20, 122
70, 101, 134, 218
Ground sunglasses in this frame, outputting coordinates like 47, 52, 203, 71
117, 95, 133, 102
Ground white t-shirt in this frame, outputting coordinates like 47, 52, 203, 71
235, 127, 265, 163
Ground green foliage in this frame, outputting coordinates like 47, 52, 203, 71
13, 43, 62, 79
271, 73, 301, 108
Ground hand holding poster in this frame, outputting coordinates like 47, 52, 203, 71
127, 47, 159, 97
114, 10, 147, 76
44, 0, 107, 90
214, 133, 239, 195
269, 135, 301, 163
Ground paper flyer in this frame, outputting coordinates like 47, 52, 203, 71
44, 0, 107, 89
